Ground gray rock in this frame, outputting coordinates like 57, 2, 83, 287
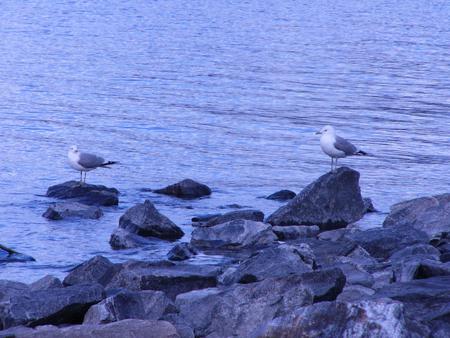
191, 213, 222, 223
267, 167, 365, 231
272, 225, 319, 240
383, 193, 450, 237
0, 319, 180, 338
201, 209, 264, 228
363, 197, 377, 213
297, 268, 346, 302
0, 280, 29, 302
336, 285, 375, 302
46, 181, 119, 206
393, 257, 450, 282
109, 228, 155, 250
0, 283, 104, 329
168, 243, 198, 261
331, 261, 374, 288
83, 290, 171, 324
318, 227, 358, 241
175, 275, 313, 338
0, 244, 35, 264
29, 275, 62, 291
63, 255, 120, 287
390, 244, 441, 262
153, 179, 211, 199
191, 219, 276, 250
265, 189, 296, 201
118, 200, 184, 240
42, 202, 103, 220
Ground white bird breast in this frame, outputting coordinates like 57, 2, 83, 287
320, 135, 346, 158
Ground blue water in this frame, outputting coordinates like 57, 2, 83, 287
1, 0, 449, 282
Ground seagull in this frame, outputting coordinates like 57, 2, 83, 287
68, 145, 118, 183
315, 125, 367, 172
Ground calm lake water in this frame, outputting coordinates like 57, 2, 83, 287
1, 0, 449, 283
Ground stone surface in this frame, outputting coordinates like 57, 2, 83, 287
267, 167, 366, 230
336, 284, 375, 302
63, 256, 120, 287
168, 243, 198, 261
42, 202, 103, 220
201, 209, 264, 228
109, 228, 155, 250
0, 280, 29, 302
191, 219, 276, 250
29, 275, 62, 291
46, 181, 119, 206
272, 225, 319, 240
118, 200, 184, 240
383, 193, 450, 237
265, 189, 296, 201
0, 244, 35, 264
363, 197, 377, 213
153, 179, 211, 199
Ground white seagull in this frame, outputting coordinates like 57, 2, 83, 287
315, 125, 367, 172
68, 145, 118, 183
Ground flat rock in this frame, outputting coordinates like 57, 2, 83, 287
153, 179, 211, 199
200, 209, 264, 228
0, 244, 35, 264
191, 219, 277, 250
63, 256, 120, 287
272, 225, 319, 240
265, 189, 296, 201
46, 181, 119, 206
29, 275, 62, 291
42, 202, 103, 220
118, 200, 184, 240
383, 193, 450, 237
168, 243, 198, 261
109, 228, 155, 250
267, 167, 366, 231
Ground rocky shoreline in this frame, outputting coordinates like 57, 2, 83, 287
1, 167, 450, 337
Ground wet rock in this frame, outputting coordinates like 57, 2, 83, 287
0, 319, 180, 338
42, 202, 103, 220
363, 197, 377, 213
106, 261, 221, 299
218, 244, 314, 285
175, 275, 313, 338
83, 290, 171, 324
109, 228, 155, 250
0, 283, 104, 329
265, 189, 296, 201
272, 225, 319, 240
0, 244, 35, 264
46, 181, 119, 206
336, 284, 375, 302
29, 275, 62, 291
191, 213, 221, 224
168, 243, 198, 261
267, 167, 365, 231
191, 219, 276, 250
118, 200, 184, 240
153, 179, 211, 199
63, 256, 120, 287
383, 193, 450, 237
201, 209, 264, 228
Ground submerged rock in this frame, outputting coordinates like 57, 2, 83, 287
383, 193, 450, 237
46, 181, 119, 206
200, 209, 264, 227
153, 179, 211, 199
267, 167, 365, 231
118, 200, 184, 240
42, 202, 103, 220
0, 244, 35, 264
109, 228, 155, 250
168, 243, 198, 261
265, 189, 296, 201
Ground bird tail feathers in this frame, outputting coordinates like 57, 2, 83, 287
99, 161, 119, 168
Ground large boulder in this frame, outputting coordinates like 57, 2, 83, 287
118, 200, 184, 240
383, 194, 450, 237
191, 219, 276, 250
0, 283, 104, 329
0, 280, 29, 302
0, 244, 35, 264
46, 181, 119, 206
265, 189, 296, 201
153, 179, 211, 199
267, 167, 365, 230
63, 256, 120, 287
167, 243, 198, 261
200, 209, 264, 228
29, 275, 62, 291
109, 228, 155, 250
83, 290, 171, 324
42, 202, 103, 220
174, 275, 313, 338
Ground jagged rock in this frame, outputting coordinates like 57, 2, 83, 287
42, 202, 103, 220
191, 219, 276, 250
0, 244, 35, 263
297, 268, 346, 302
267, 167, 365, 231
46, 181, 119, 206
106, 260, 221, 299
29, 275, 62, 291
109, 228, 155, 250
161, 314, 195, 338
336, 285, 375, 302
118, 200, 184, 240
363, 197, 377, 213
0, 283, 104, 329
200, 209, 264, 228
265, 190, 296, 201
63, 256, 120, 287
383, 194, 450, 237
83, 290, 171, 324
168, 243, 198, 261
0, 319, 180, 338
218, 244, 314, 285
390, 244, 441, 262
153, 179, 211, 199
330, 261, 374, 287
272, 225, 319, 240
393, 257, 450, 282
174, 275, 313, 338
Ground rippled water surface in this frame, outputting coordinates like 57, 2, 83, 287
1, 0, 450, 282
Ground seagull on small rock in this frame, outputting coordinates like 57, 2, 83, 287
315, 125, 367, 172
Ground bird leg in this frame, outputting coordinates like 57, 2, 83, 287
330, 158, 333, 172
80, 171, 83, 183
335, 158, 338, 171
83, 172, 87, 183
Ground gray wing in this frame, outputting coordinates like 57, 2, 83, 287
78, 152, 105, 168
334, 136, 358, 156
